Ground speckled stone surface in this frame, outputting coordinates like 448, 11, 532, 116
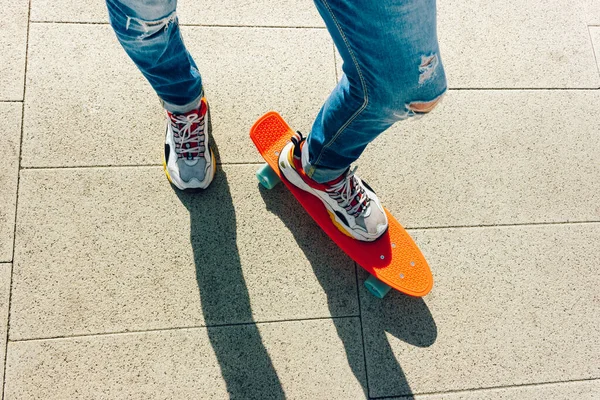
356, 90, 600, 228
361, 224, 600, 398
584, 1, 600, 25
10, 165, 357, 340
5, 318, 366, 399
7, 2, 600, 398
22, 24, 163, 168
438, 0, 599, 88
591, 27, 600, 72
21, 24, 335, 168
0, 103, 22, 262
181, 26, 336, 164
0, 0, 28, 100
0, 263, 11, 387
29, 0, 600, 88
30, 0, 324, 27
389, 380, 600, 399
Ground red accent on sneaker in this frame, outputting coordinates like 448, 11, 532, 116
290, 141, 346, 191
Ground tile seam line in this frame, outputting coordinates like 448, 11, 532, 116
370, 377, 600, 399
20, 161, 265, 170
29, 20, 327, 29
0, 101, 23, 104
7, 315, 361, 343
588, 26, 600, 80
405, 220, 600, 231
354, 262, 371, 397
3, 0, 32, 398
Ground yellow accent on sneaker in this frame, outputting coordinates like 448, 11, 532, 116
163, 156, 173, 184
327, 210, 354, 239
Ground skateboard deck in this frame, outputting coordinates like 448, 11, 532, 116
250, 112, 433, 297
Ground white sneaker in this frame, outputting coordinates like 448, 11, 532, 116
278, 132, 388, 241
163, 97, 215, 190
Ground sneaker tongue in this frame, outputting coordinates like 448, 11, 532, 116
168, 105, 205, 160
326, 170, 349, 186
329, 172, 368, 215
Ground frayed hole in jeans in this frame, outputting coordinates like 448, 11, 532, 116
418, 53, 440, 85
125, 11, 177, 40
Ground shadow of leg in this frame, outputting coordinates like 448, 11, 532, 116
175, 166, 285, 400
257, 184, 369, 396
361, 272, 437, 398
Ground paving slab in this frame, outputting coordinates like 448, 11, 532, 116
0, 103, 22, 262
591, 27, 600, 73
5, 318, 366, 399
30, 0, 599, 88
22, 24, 335, 168
390, 379, 600, 399
0, 263, 12, 389
356, 90, 600, 229
361, 224, 600, 398
30, 0, 324, 27
438, 0, 599, 88
0, 0, 28, 100
11, 165, 357, 340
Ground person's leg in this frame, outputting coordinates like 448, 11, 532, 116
106, 0, 202, 112
106, 0, 215, 190
279, 0, 446, 241
306, 0, 447, 183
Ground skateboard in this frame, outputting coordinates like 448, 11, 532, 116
250, 112, 433, 298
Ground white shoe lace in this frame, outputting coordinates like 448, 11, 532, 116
170, 112, 205, 158
325, 166, 370, 217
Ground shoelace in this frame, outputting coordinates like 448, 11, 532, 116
325, 166, 371, 217
169, 112, 205, 158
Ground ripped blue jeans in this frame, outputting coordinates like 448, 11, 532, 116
106, 0, 447, 183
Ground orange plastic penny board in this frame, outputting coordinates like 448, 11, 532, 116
250, 112, 433, 297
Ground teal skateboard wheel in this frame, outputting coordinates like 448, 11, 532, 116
256, 163, 281, 189
365, 274, 392, 299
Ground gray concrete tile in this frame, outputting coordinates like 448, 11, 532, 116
591, 27, 600, 73
438, 0, 599, 88
22, 24, 164, 168
10, 165, 357, 340
5, 318, 367, 399
183, 26, 336, 164
30, 1, 600, 89
356, 90, 600, 228
0, 263, 12, 389
0, 0, 28, 100
178, 0, 324, 27
22, 24, 335, 167
0, 103, 22, 262
389, 379, 600, 399
31, 0, 324, 27
360, 224, 600, 397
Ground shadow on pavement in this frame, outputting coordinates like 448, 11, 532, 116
175, 165, 285, 400
258, 183, 437, 399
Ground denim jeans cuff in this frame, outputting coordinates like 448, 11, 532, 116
161, 91, 203, 114
305, 162, 348, 184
